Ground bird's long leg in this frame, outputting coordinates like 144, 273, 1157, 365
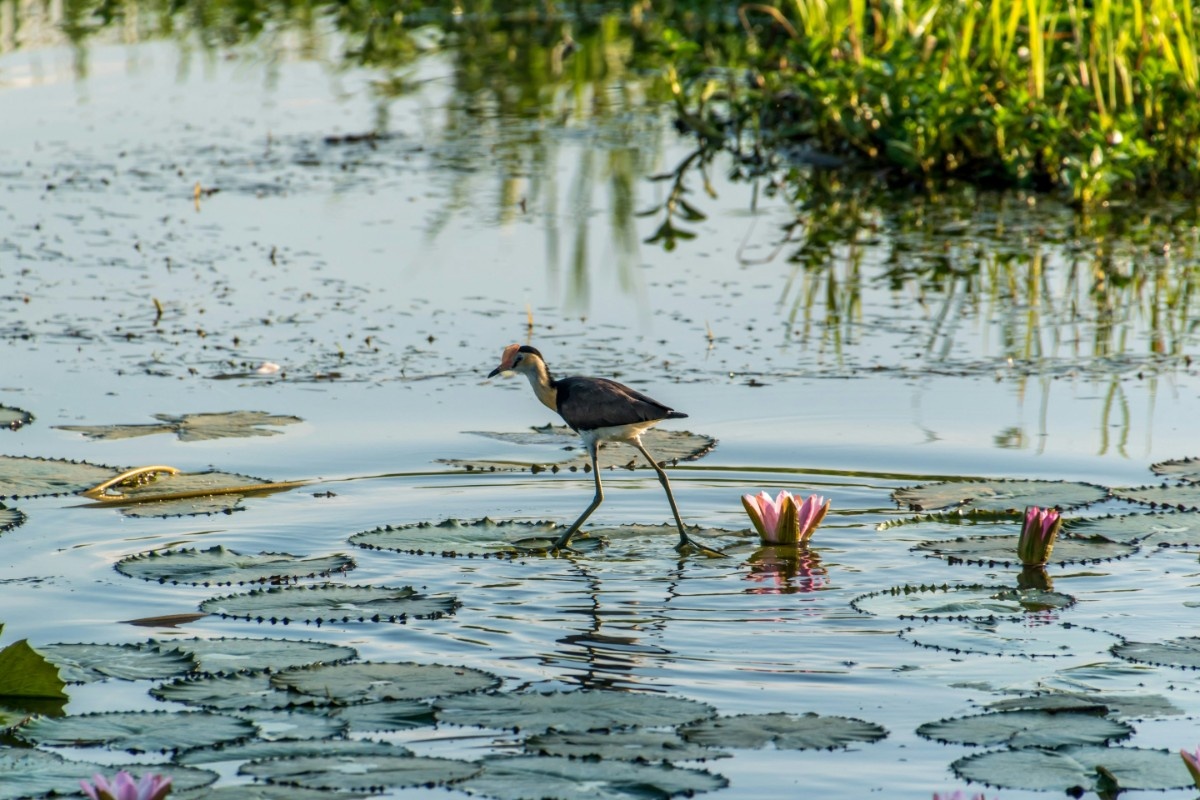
552, 441, 603, 550
631, 438, 726, 557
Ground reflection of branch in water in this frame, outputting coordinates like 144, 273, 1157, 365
1098, 377, 1130, 458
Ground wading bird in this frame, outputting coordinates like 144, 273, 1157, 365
488, 344, 720, 554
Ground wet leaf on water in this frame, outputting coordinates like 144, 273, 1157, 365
1112, 637, 1200, 669
333, 699, 437, 733
0, 505, 25, 533
1064, 510, 1200, 546
952, 745, 1193, 791
435, 691, 716, 734
199, 584, 460, 624
0, 639, 68, 700
680, 712, 887, 750
232, 707, 348, 741
240, 753, 479, 792
875, 509, 1016, 530
985, 692, 1183, 720
272, 661, 500, 704
15, 709, 255, 752
174, 785, 359, 800
1150, 456, 1200, 483
917, 710, 1132, 748
0, 405, 34, 431
851, 584, 1076, 620
892, 479, 1108, 513
85, 469, 302, 518
178, 737, 407, 766
1112, 483, 1200, 511
901, 620, 1120, 660
441, 425, 716, 472
117, 546, 355, 586
0, 750, 135, 800
152, 672, 333, 712
351, 518, 570, 558
37, 642, 195, 683
459, 755, 727, 800
913, 534, 1135, 565
159, 637, 357, 674
0, 455, 121, 498
55, 410, 302, 441
525, 730, 729, 762
123, 612, 209, 627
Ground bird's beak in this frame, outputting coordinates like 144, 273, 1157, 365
487, 366, 504, 379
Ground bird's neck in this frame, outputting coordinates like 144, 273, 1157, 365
523, 359, 558, 412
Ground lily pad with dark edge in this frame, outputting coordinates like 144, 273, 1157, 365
240, 754, 480, 792
679, 712, 887, 750
0, 747, 109, 800
15, 709, 256, 752
332, 699, 437, 733
272, 661, 500, 704
117, 546, 355, 586
0, 455, 121, 498
1150, 456, 1200, 483
912, 534, 1135, 565
199, 584, 460, 625
985, 692, 1183, 719
233, 707, 348, 740
55, 410, 303, 441
850, 584, 1076, 620
900, 620, 1121, 659
435, 691, 716, 734
951, 745, 1193, 791
0, 638, 67, 700
1064, 510, 1200, 546
1112, 637, 1200, 669
91, 470, 295, 518
875, 509, 1017, 530
1112, 483, 1200, 511
459, 755, 727, 800
0, 405, 33, 431
892, 479, 1108, 513
152, 672, 333, 711
917, 710, 1132, 748
174, 786, 361, 800
524, 730, 728, 762
0, 505, 25, 533
350, 518, 580, 558
440, 425, 716, 472
158, 637, 357, 674
37, 642, 195, 683
178, 737, 407, 766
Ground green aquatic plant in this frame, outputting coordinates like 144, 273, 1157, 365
56, 411, 301, 441
0, 622, 69, 723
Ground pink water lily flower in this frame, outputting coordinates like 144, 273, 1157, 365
1017, 505, 1064, 566
1182, 745, 1200, 788
81, 771, 172, 800
742, 490, 829, 545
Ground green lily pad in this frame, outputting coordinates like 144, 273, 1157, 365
525, 730, 728, 762
174, 786, 359, 800
16, 709, 255, 752
893, 480, 1108, 512
901, 620, 1120, 659
158, 637, 357, 674
99, 470, 287, 518
985, 692, 1183, 719
0, 504, 25, 532
152, 672, 332, 711
679, 712, 887, 750
0, 638, 67, 700
459, 755, 727, 800
179, 737, 407, 766
1065, 510, 1200, 546
0, 455, 121, 498
1112, 637, 1200, 669
351, 518, 569, 558
441, 425, 715, 472
199, 584, 460, 624
851, 584, 1076, 620
118, 546, 355, 585
38, 642, 195, 683
913, 534, 1135, 565
273, 661, 500, 704
0, 746, 109, 800
875, 509, 1017, 530
952, 745, 1193, 791
435, 691, 715, 734
233, 707, 348, 740
1113, 483, 1200, 511
918, 710, 1132, 747
1150, 456, 1200, 482
55, 410, 302, 441
333, 699, 437, 733
0, 405, 34, 432
240, 754, 479, 791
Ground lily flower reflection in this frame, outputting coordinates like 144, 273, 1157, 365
745, 546, 828, 595
1182, 745, 1200, 789
1017, 505, 1063, 566
81, 772, 172, 800
741, 490, 829, 545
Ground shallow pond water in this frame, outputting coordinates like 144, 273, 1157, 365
3, 10, 1200, 800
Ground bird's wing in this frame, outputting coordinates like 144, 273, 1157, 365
555, 377, 684, 431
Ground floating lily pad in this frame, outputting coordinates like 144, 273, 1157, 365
94, 470, 290, 518
351, 518, 569, 558
0, 455, 121, 498
459, 755, 727, 800
1112, 637, 1200, 669
851, 584, 1076, 620
435, 691, 715, 734
152, 672, 332, 711
1064, 510, 1200, 546
1150, 456, 1200, 483
241, 753, 479, 792
233, 707, 348, 740
38, 642, 195, 683
985, 692, 1183, 719
0, 405, 33, 431
333, 699, 437, 733
199, 584, 460, 624
875, 509, 1017, 530
158, 637, 357, 674
174, 786, 358, 800
179, 737, 406, 766
118, 546, 355, 586
16, 709, 255, 752
952, 745, 1193, 791
55, 410, 302, 441
918, 710, 1132, 748
679, 712, 886, 750
913, 534, 1135, 565
893, 480, 1107, 512
0, 505, 25, 533
272, 661, 500, 704
525, 730, 728, 762
441, 425, 715, 472
0, 747, 109, 800
901, 620, 1120, 659
1113, 483, 1200, 511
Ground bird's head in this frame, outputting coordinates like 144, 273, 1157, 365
487, 344, 545, 378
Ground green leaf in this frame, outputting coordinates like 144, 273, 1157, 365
984, 692, 1183, 720
1065, 511, 1200, 546
272, 661, 500, 704
680, 712, 887, 750
913, 534, 1135, 565
893, 479, 1108, 512
38, 642, 195, 683
435, 690, 715, 734
1112, 636, 1200, 669
0, 455, 121, 499
0, 639, 67, 699
0, 405, 34, 432
1112, 483, 1200, 511
901, 620, 1120, 659
240, 754, 479, 791
918, 710, 1132, 748
153, 672, 332, 711
851, 584, 1076, 619
159, 636, 357, 674
178, 737, 406, 766
118, 546, 355, 585
55, 410, 302, 441
1149, 456, 1200, 483
0, 505, 25, 533
460, 755, 727, 800
200, 584, 460, 625
952, 746, 1193, 791
0, 750, 117, 800
16, 709, 255, 752
525, 730, 728, 762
